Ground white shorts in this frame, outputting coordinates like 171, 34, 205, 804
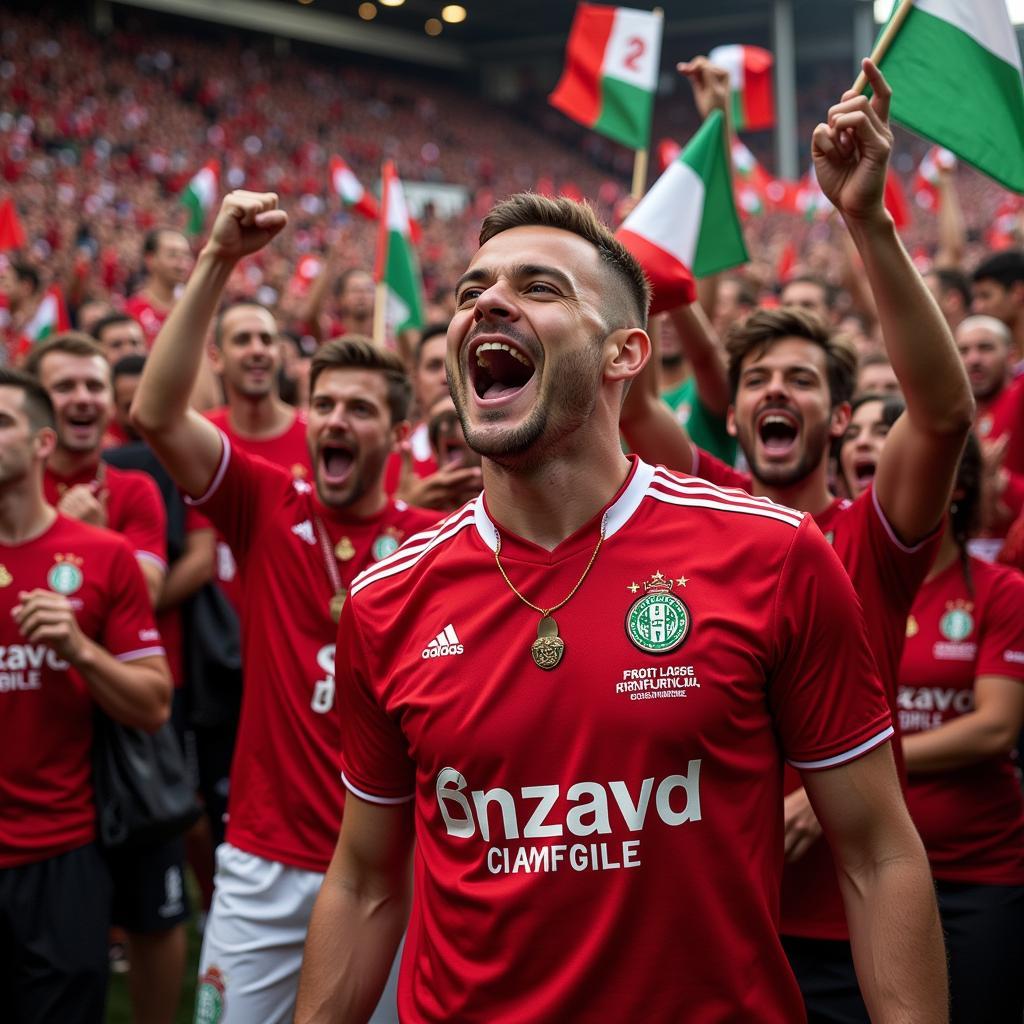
195, 843, 400, 1024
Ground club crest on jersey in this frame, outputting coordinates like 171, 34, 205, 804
0, 565, 12, 588
372, 528, 402, 561
939, 600, 974, 642
47, 554, 83, 596
625, 571, 691, 655
195, 965, 226, 1024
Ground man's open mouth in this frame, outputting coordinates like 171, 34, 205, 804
756, 410, 800, 455
852, 457, 876, 489
320, 440, 355, 485
468, 338, 536, 402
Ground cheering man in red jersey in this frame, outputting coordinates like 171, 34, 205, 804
294, 110, 945, 1024
132, 191, 436, 1024
0, 368, 170, 1024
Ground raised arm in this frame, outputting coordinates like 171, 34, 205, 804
667, 301, 730, 417
295, 795, 414, 1024
131, 191, 288, 496
803, 743, 948, 1023
813, 60, 974, 543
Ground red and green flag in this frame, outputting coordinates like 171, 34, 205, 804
708, 44, 775, 132
375, 161, 424, 334
179, 160, 219, 235
330, 155, 379, 220
549, 4, 662, 150
913, 146, 957, 211
617, 110, 748, 314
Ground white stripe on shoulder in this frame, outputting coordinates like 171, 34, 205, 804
350, 505, 477, 597
352, 504, 473, 581
341, 773, 415, 805
185, 429, 231, 507
648, 470, 804, 528
788, 725, 894, 771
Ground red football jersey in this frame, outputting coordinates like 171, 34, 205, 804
44, 462, 168, 573
203, 406, 312, 613
0, 515, 164, 867
340, 459, 892, 1022
124, 293, 171, 347
976, 374, 1024, 477
900, 557, 1024, 885
188, 434, 438, 872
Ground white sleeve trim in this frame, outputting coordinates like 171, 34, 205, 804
341, 772, 415, 805
116, 646, 167, 663
135, 550, 168, 573
185, 430, 231, 507
871, 486, 933, 555
788, 725, 894, 771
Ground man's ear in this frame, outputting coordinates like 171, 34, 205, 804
726, 405, 737, 438
390, 418, 412, 453
34, 426, 57, 462
605, 327, 651, 384
829, 401, 852, 440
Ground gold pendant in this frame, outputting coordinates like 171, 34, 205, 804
0, 565, 11, 587
335, 537, 355, 561
329, 590, 347, 624
531, 616, 564, 670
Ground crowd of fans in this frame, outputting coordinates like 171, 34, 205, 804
1, 6, 1024, 1024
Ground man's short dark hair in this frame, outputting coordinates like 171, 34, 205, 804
0, 367, 55, 431
336, 268, 373, 297
415, 323, 449, 366
725, 308, 857, 408
931, 267, 971, 308
10, 261, 40, 295
112, 354, 147, 383
972, 250, 1024, 289
23, 332, 106, 378
91, 312, 139, 342
858, 350, 891, 370
213, 301, 276, 349
142, 227, 185, 258
478, 193, 651, 330
309, 337, 412, 424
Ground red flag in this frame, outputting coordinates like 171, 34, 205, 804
656, 139, 681, 172
287, 254, 323, 298
883, 170, 910, 230
0, 197, 26, 252
776, 241, 797, 284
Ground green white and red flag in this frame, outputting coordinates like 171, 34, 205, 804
22, 285, 69, 343
375, 160, 424, 334
731, 138, 771, 217
617, 110, 748, 314
708, 44, 775, 132
549, 4, 662, 150
330, 155, 379, 219
179, 160, 219, 235
876, 0, 1024, 193
913, 146, 957, 211
796, 165, 831, 222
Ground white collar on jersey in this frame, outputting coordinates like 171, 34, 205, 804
472, 459, 656, 553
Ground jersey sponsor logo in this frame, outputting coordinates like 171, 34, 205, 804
195, 966, 226, 1024
290, 519, 316, 546
47, 553, 83, 595
293, 479, 313, 495
311, 643, 335, 714
435, 763, 701, 875
625, 571, 690, 655
939, 601, 974, 642
616, 664, 701, 701
898, 685, 974, 732
1005, 650, 1024, 665
422, 624, 464, 659
0, 643, 70, 692
932, 641, 977, 662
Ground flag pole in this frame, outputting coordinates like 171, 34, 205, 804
631, 6, 664, 201
372, 282, 387, 347
851, 0, 915, 93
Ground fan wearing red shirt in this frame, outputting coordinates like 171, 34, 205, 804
294, 186, 944, 1022
618, 59, 973, 1021
897, 436, 1024, 1024
124, 228, 193, 347
132, 193, 437, 1024
0, 367, 170, 1024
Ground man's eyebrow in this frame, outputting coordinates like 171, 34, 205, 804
454, 263, 577, 298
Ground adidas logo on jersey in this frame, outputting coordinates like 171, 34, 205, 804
422, 624, 464, 659
291, 520, 315, 545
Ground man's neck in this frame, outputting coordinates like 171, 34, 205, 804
47, 445, 100, 479
749, 463, 835, 518
320, 484, 388, 521
0, 476, 57, 545
482, 439, 632, 552
661, 361, 688, 391
345, 313, 373, 335
141, 280, 174, 308
227, 393, 295, 439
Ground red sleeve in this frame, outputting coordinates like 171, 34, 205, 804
337, 596, 415, 803
185, 431, 292, 562
118, 472, 168, 570
976, 568, 1024, 681
100, 539, 165, 661
690, 446, 753, 492
769, 516, 894, 770
184, 505, 214, 533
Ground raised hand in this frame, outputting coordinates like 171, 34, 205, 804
677, 56, 731, 121
57, 483, 108, 527
205, 190, 288, 262
811, 59, 893, 224
12, 589, 88, 664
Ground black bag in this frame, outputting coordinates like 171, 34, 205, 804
93, 712, 201, 851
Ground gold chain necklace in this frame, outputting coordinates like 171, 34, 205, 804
493, 513, 608, 671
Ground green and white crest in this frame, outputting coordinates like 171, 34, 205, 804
47, 561, 83, 596
372, 533, 400, 561
626, 591, 690, 654
939, 608, 973, 642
